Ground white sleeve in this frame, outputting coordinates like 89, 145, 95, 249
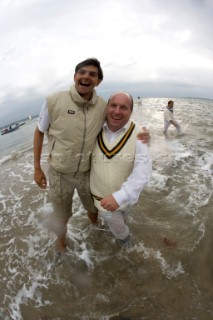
112, 141, 152, 207
38, 101, 50, 132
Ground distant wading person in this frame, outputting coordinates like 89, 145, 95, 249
163, 100, 182, 135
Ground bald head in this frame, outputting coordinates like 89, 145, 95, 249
108, 92, 134, 111
106, 92, 133, 132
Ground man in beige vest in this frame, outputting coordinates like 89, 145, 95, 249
34, 58, 150, 252
34, 58, 107, 252
90, 92, 152, 244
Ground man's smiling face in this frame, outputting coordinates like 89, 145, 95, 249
74, 65, 101, 101
106, 93, 133, 132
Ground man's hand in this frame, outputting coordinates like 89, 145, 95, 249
34, 168, 47, 189
137, 127, 150, 144
100, 195, 119, 212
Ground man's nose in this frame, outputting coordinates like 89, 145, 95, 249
83, 72, 89, 78
114, 106, 121, 113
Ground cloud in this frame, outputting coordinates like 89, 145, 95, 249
0, 0, 213, 126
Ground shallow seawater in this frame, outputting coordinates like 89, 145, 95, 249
0, 98, 213, 319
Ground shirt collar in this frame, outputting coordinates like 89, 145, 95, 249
70, 85, 98, 107
103, 121, 129, 134
167, 106, 173, 113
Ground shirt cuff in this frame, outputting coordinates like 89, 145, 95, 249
113, 189, 129, 207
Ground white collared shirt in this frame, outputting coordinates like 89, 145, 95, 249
103, 121, 152, 207
38, 101, 50, 132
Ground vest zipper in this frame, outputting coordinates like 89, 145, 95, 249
75, 105, 86, 174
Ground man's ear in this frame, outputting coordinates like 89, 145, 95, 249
96, 79, 102, 87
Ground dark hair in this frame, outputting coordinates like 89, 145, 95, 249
75, 58, 103, 80
168, 100, 173, 105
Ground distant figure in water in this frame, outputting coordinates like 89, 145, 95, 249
137, 96, 142, 107
163, 100, 182, 135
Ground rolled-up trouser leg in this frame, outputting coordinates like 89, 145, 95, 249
163, 120, 170, 133
99, 210, 129, 240
176, 122, 182, 134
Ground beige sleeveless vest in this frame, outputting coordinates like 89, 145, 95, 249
47, 85, 106, 173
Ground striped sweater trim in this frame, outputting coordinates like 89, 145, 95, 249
97, 122, 135, 159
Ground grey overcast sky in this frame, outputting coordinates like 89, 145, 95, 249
0, 0, 213, 126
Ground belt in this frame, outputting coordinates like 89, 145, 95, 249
92, 194, 103, 201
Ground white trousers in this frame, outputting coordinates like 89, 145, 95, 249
163, 120, 182, 134
99, 209, 130, 240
